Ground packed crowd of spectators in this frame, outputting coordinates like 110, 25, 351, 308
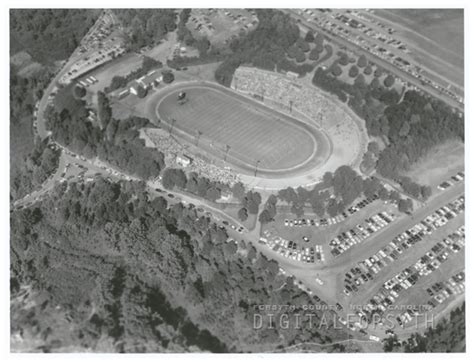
233, 67, 342, 128
141, 128, 240, 186
232, 66, 367, 166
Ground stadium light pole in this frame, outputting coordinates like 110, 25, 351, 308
254, 160, 260, 177
169, 118, 176, 136
224, 144, 231, 161
196, 130, 202, 146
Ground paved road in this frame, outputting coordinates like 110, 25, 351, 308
35, 11, 109, 139
16, 9, 464, 343
369, 10, 464, 91
284, 10, 463, 112
324, 182, 464, 271
273, 182, 463, 285
246, 181, 463, 337
36, 56, 83, 139
12, 141, 463, 343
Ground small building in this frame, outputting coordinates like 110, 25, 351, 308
129, 81, 140, 95
176, 155, 192, 167
219, 190, 233, 202
118, 89, 130, 99
286, 71, 299, 79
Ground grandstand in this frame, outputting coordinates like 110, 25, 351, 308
142, 73, 367, 188
231, 66, 368, 170
140, 128, 241, 186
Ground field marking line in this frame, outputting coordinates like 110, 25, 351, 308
154, 82, 331, 174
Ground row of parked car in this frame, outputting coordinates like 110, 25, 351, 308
342, 195, 465, 297
259, 230, 326, 264
415, 226, 465, 276
222, 220, 245, 233
284, 194, 381, 228
362, 226, 465, 327
285, 214, 345, 227
438, 170, 464, 190
427, 270, 465, 305
330, 211, 396, 257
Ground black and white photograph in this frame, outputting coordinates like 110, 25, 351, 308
3, 1, 470, 357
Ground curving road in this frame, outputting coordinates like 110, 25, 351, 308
17, 11, 464, 344
284, 9, 464, 112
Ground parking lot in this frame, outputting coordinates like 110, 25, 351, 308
330, 210, 396, 258
267, 193, 398, 247
342, 195, 464, 298
437, 170, 464, 191
259, 229, 326, 265
358, 225, 465, 330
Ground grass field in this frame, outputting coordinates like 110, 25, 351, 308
157, 84, 324, 172
372, 9, 464, 87
376, 9, 463, 57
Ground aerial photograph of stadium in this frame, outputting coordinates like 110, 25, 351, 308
7, 4, 467, 357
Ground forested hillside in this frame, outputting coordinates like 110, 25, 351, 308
10, 9, 100, 64
312, 66, 464, 180
10, 68, 60, 200
383, 303, 465, 352
11, 179, 354, 352
215, 9, 316, 86
114, 9, 177, 51
47, 88, 164, 180
10, 9, 100, 200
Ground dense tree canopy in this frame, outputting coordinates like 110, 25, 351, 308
215, 10, 316, 87
312, 65, 464, 182
357, 54, 368, 68
97, 91, 112, 128
11, 178, 351, 352
348, 65, 359, 78
115, 9, 177, 51
384, 303, 465, 352
73, 85, 86, 99
162, 70, 175, 84
47, 96, 164, 180
105, 56, 163, 93
10, 9, 99, 64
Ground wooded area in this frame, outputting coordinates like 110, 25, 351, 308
10, 9, 99, 64
11, 179, 352, 352
114, 9, 177, 51
47, 89, 164, 180
313, 64, 464, 180
260, 165, 413, 221
215, 10, 316, 87
383, 303, 465, 352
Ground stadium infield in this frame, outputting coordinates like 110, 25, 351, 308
149, 82, 332, 177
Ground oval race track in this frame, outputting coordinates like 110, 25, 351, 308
145, 81, 333, 179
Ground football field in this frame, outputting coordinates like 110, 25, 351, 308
157, 83, 329, 173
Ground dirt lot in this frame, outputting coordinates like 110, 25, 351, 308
219, 203, 258, 231
403, 140, 464, 189
187, 9, 257, 45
